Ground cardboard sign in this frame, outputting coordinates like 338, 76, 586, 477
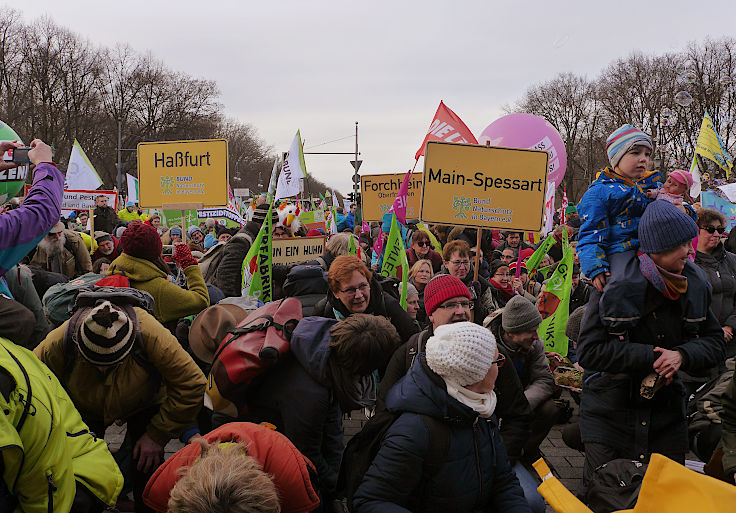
420, 142, 549, 231
272, 236, 325, 265
62, 189, 118, 211
299, 210, 327, 232
137, 139, 229, 208
360, 172, 423, 222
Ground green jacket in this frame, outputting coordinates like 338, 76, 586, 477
107, 253, 209, 323
0, 338, 123, 512
722, 367, 736, 479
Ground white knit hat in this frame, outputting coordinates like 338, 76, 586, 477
425, 322, 496, 386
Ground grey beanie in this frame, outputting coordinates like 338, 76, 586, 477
406, 283, 418, 297
566, 306, 587, 343
638, 200, 697, 254
502, 295, 542, 333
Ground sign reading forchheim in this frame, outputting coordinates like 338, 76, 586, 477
360, 172, 422, 222
272, 236, 325, 265
137, 139, 229, 208
420, 141, 549, 231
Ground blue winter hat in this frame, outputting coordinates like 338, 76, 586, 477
204, 233, 217, 249
606, 124, 652, 168
638, 200, 697, 254
126, 200, 135, 207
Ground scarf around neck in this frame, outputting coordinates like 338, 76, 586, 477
490, 279, 515, 301
445, 378, 497, 418
638, 251, 688, 300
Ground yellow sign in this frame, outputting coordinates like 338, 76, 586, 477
420, 142, 548, 231
137, 139, 229, 208
360, 172, 422, 222
272, 236, 325, 265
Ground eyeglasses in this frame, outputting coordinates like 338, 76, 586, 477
415, 241, 429, 247
436, 300, 474, 311
702, 225, 726, 234
449, 260, 470, 268
340, 283, 369, 296
492, 353, 506, 368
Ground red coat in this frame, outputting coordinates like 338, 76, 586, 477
406, 247, 443, 273
143, 422, 321, 513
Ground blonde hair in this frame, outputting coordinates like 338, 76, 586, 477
168, 439, 281, 513
409, 259, 434, 281
326, 232, 354, 257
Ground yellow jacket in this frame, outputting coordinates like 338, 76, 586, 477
34, 308, 207, 446
0, 338, 123, 512
117, 208, 142, 222
107, 253, 209, 323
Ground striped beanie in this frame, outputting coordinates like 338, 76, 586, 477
606, 124, 652, 168
76, 301, 135, 366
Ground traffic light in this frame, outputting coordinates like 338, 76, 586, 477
347, 192, 355, 203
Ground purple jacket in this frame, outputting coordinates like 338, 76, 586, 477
0, 163, 64, 277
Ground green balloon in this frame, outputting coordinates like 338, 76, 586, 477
0, 120, 26, 204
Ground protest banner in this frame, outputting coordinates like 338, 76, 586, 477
299, 210, 326, 232
537, 246, 574, 356
380, 214, 409, 309
420, 141, 549, 231
701, 190, 736, 231
361, 172, 422, 222
62, 189, 118, 211
242, 203, 273, 300
197, 207, 244, 226
272, 236, 326, 265
137, 139, 229, 208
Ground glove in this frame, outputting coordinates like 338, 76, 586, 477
173, 243, 197, 269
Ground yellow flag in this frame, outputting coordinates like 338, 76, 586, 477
695, 111, 733, 175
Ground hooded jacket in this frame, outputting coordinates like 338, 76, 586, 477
353, 357, 529, 513
0, 338, 123, 513
486, 311, 555, 411
695, 243, 736, 356
107, 252, 209, 323
378, 327, 532, 463
0, 163, 63, 282
312, 275, 419, 342
240, 317, 344, 499
143, 422, 320, 513
577, 167, 661, 279
214, 223, 259, 297
34, 307, 207, 446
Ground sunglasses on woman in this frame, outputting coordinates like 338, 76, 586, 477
702, 225, 726, 234
415, 241, 429, 247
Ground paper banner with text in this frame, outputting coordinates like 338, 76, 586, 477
62, 189, 118, 211
537, 246, 573, 356
415, 101, 478, 160
272, 236, 325, 265
361, 172, 422, 222
420, 141, 549, 231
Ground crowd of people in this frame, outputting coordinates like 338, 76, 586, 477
1, 126, 736, 513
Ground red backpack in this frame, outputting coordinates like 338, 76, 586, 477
206, 298, 302, 417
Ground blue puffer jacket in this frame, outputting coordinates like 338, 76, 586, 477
353, 356, 529, 513
577, 168, 661, 279
243, 316, 344, 498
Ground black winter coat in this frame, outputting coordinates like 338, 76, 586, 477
93, 206, 118, 234
354, 356, 529, 513
377, 328, 532, 463
578, 262, 725, 457
695, 243, 736, 357
312, 276, 419, 342
213, 223, 258, 297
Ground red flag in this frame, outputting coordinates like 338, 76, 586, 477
389, 169, 412, 225
415, 101, 478, 160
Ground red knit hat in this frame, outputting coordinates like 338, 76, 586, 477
423, 274, 471, 317
520, 248, 535, 260
120, 220, 163, 261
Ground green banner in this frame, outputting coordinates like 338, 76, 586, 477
241, 204, 273, 301
349, 233, 357, 255
537, 246, 574, 356
381, 213, 409, 309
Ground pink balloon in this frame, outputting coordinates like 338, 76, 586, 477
478, 113, 567, 187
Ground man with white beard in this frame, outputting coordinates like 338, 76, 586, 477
29, 221, 92, 279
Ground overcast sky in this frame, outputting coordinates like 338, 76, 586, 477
14, 0, 736, 194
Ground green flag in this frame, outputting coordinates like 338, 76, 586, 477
241, 204, 273, 302
526, 234, 556, 274
381, 213, 409, 309
349, 233, 357, 255
537, 246, 574, 356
